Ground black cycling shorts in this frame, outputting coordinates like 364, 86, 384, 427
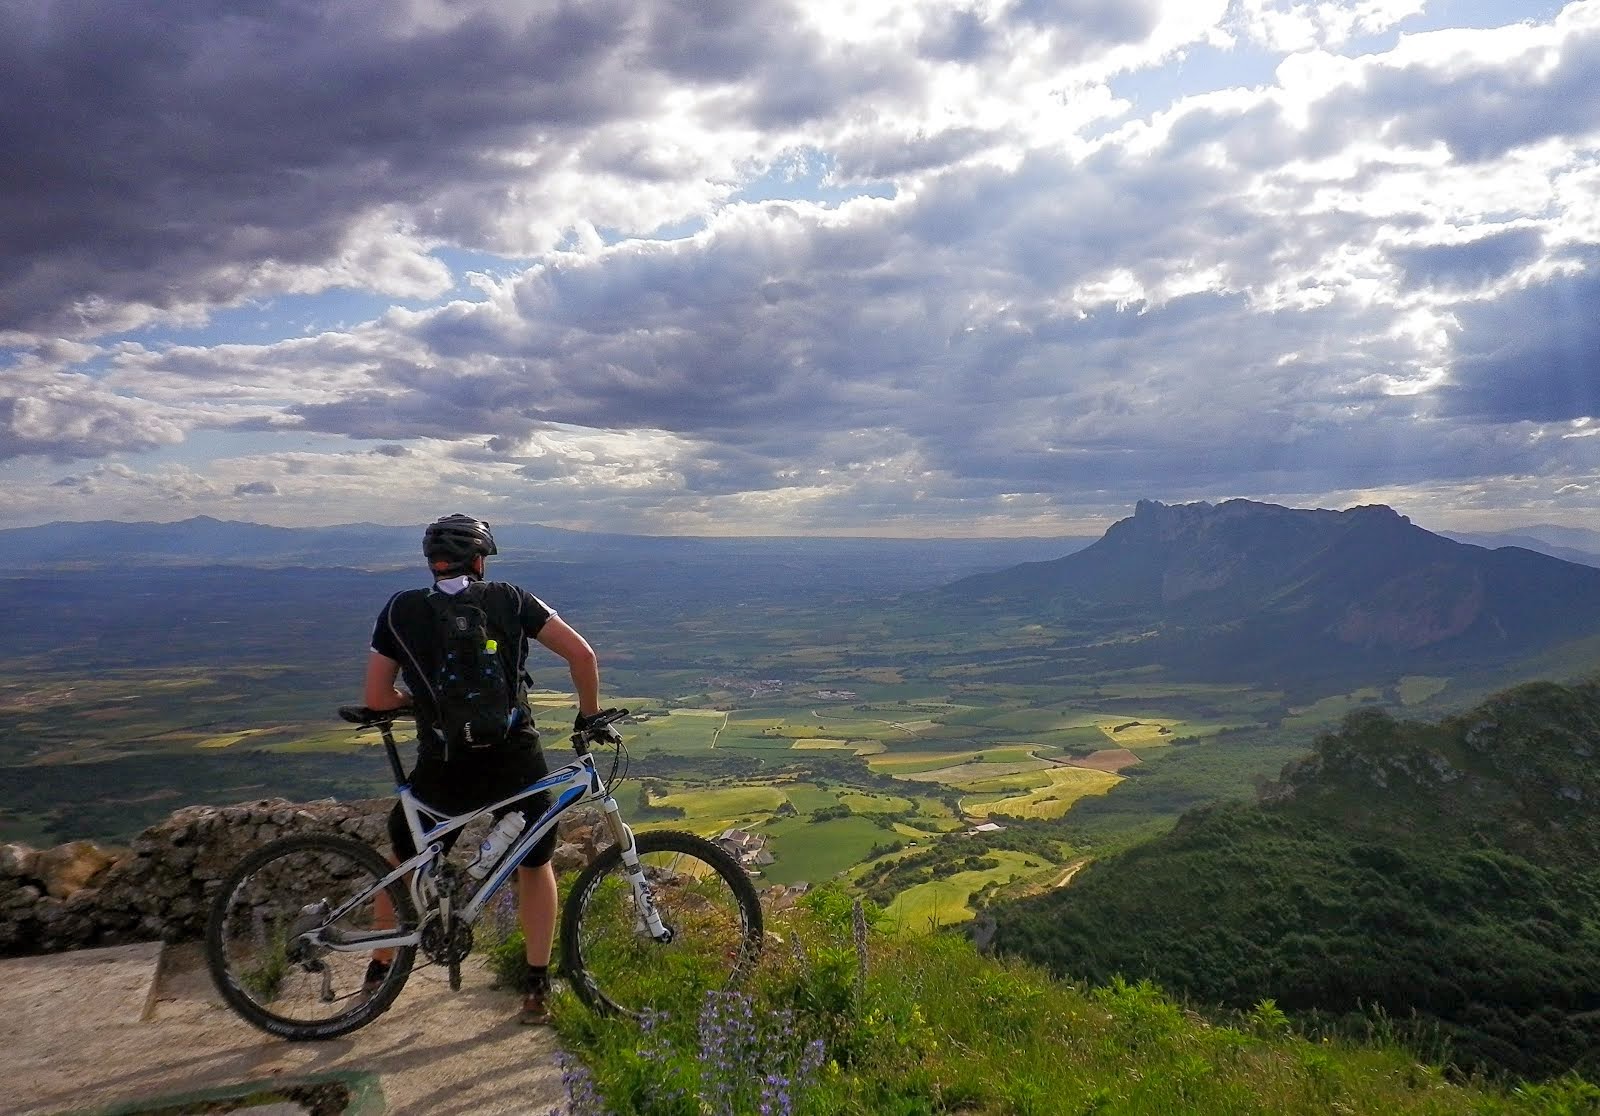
386, 739, 556, 869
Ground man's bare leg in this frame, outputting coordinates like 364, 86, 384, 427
517, 861, 558, 1023
368, 856, 398, 974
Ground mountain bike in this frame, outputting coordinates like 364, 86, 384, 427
205, 706, 764, 1041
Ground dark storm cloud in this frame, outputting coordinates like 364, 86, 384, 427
1390, 229, 1545, 293
639, 0, 800, 81
0, 0, 817, 339
1443, 262, 1600, 423
1, 0, 1250, 346
918, 8, 995, 63
233, 480, 279, 496
288, 386, 547, 443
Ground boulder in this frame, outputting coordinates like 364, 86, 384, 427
1, 843, 39, 880
36, 841, 119, 900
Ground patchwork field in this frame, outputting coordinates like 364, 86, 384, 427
648, 785, 788, 833
962, 767, 1122, 819
4, 637, 1433, 931
881, 850, 1053, 932
1097, 718, 1180, 746
1068, 748, 1141, 772
1282, 687, 1386, 729
1398, 676, 1450, 705
759, 814, 896, 885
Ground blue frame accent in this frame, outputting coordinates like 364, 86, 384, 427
387, 750, 609, 924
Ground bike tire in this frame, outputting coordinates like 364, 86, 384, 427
206, 832, 418, 1041
561, 829, 763, 1019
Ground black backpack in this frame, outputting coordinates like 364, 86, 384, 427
418, 586, 518, 759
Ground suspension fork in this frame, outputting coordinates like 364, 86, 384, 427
601, 796, 671, 941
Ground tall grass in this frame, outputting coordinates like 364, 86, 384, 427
544, 885, 1600, 1115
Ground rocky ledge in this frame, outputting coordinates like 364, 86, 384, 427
0, 798, 614, 956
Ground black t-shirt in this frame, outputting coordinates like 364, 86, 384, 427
371, 578, 554, 759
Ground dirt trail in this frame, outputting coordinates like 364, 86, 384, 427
3, 940, 566, 1115
1054, 858, 1091, 888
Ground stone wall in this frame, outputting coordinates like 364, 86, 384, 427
0, 797, 611, 956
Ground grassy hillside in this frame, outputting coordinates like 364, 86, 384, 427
544, 886, 1600, 1115
986, 679, 1600, 1080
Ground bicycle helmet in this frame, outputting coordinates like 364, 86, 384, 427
423, 513, 497, 574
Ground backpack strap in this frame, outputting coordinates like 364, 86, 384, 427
385, 588, 453, 756
384, 589, 440, 713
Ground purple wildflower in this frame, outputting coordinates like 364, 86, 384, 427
556, 1051, 608, 1116
761, 1071, 793, 1116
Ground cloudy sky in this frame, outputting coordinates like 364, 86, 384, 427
3, 0, 1597, 536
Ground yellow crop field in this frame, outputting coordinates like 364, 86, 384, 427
1096, 718, 1181, 746
959, 771, 1054, 795
198, 727, 276, 749
963, 767, 1122, 819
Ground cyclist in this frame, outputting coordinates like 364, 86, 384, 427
362, 512, 620, 1025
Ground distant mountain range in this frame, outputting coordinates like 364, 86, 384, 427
940, 498, 1600, 678
0, 516, 646, 569
12, 503, 1600, 685
0, 515, 1090, 595
1441, 524, 1600, 568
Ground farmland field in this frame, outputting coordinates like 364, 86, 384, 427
759, 815, 893, 885
1398, 675, 1450, 705
882, 850, 1053, 932
648, 785, 789, 833
962, 767, 1122, 819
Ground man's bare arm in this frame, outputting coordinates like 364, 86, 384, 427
535, 617, 601, 717
363, 651, 411, 710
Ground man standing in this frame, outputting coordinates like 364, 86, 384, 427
363, 513, 618, 1024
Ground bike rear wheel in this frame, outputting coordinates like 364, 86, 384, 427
206, 833, 418, 1040
561, 829, 763, 1019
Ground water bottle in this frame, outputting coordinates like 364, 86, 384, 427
467, 813, 526, 879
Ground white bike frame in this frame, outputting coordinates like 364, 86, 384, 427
308, 725, 668, 953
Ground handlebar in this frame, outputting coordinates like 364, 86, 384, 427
573, 708, 629, 731
336, 705, 630, 736
338, 703, 629, 783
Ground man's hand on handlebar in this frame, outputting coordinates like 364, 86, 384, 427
574, 708, 626, 745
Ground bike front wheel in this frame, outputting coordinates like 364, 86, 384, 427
561, 829, 763, 1018
206, 833, 418, 1040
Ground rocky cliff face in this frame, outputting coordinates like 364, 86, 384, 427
0, 798, 612, 956
1261, 680, 1600, 860
944, 498, 1600, 679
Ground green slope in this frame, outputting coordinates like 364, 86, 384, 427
986, 679, 1600, 1080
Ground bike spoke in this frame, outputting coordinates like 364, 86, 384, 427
562, 830, 763, 1019
207, 834, 417, 1040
